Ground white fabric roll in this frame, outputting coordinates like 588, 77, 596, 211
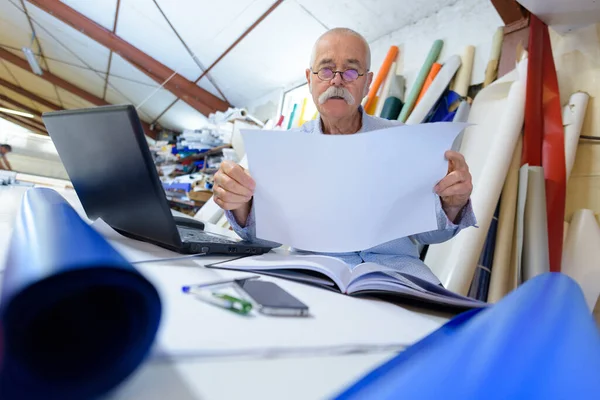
425, 59, 528, 295
487, 136, 522, 303
406, 55, 461, 125
563, 92, 590, 180
562, 209, 600, 311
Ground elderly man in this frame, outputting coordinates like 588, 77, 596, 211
212, 28, 476, 284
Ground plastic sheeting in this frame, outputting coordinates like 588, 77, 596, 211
425, 59, 528, 295
0, 188, 162, 399
335, 273, 600, 400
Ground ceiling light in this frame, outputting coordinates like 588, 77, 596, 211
0, 107, 35, 118
22, 47, 43, 76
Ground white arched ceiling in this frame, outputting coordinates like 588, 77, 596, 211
0, 0, 483, 133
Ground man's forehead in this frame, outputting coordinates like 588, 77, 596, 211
314, 35, 367, 66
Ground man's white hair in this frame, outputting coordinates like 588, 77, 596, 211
309, 28, 371, 71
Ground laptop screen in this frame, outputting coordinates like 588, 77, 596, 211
43, 105, 182, 249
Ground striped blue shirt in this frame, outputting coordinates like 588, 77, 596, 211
226, 106, 477, 284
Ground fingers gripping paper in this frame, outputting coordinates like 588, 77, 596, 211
424, 60, 528, 295
242, 124, 466, 253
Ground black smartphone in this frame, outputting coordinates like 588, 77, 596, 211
237, 280, 309, 317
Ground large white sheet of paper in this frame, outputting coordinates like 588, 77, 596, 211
242, 123, 467, 252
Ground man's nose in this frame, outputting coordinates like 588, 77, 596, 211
330, 72, 344, 86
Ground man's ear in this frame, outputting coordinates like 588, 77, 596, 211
364, 71, 374, 98
305, 68, 312, 89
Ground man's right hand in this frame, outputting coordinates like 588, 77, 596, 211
213, 160, 256, 226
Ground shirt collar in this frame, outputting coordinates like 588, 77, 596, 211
316, 105, 368, 135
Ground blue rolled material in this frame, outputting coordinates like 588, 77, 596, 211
335, 273, 600, 400
427, 90, 461, 123
0, 188, 162, 399
468, 200, 500, 301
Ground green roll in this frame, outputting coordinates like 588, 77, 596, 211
380, 97, 403, 120
397, 39, 444, 122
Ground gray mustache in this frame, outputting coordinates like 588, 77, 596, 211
318, 86, 355, 105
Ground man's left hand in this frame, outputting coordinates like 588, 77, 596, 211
435, 150, 473, 223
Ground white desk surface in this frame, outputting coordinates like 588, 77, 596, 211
0, 185, 451, 400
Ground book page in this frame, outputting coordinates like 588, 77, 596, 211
242, 123, 467, 253
347, 262, 484, 308
212, 253, 353, 292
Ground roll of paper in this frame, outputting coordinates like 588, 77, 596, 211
487, 136, 522, 303
450, 45, 475, 98
522, 165, 550, 282
375, 62, 397, 117
425, 59, 528, 294
468, 202, 500, 301
0, 188, 162, 399
484, 28, 504, 87
365, 46, 399, 114
406, 55, 461, 125
415, 63, 442, 105
450, 101, 471, 151
380, 75, 406, 120
335, 273, 600, 400
398, 40, 444, 122
563, 92, 590, 180
562, 209, 600, 311
380, 97, 403, 120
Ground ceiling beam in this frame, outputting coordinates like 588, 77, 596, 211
491, 0, 529, 25
195, 0, 284, 82
2, 112, 47, 131
0, 76, 61, 110
0, 55, 157, 139
27, 0, 230, 116
20, 0, 64, 108
103, 0, 121, 100
0, 113, 47, 135
0, 93, 44, 118
0, 47, 109, 106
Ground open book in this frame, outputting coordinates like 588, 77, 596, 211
209, 253, 485, 311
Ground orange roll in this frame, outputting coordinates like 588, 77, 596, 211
415, 63, 442, 105
364, 45, 399, 114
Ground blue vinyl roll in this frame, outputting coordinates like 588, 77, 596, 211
0, 188, 162, 399
335, 273, 600, 400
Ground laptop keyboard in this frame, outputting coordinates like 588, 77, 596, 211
177, 226, 238, 244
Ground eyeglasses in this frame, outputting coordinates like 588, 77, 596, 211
312, 68, 365, 82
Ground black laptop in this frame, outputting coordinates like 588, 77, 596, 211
42, 104, 272, 256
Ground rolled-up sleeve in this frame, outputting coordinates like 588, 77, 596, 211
225, 203, 281, 247
410, 196, 477, 245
